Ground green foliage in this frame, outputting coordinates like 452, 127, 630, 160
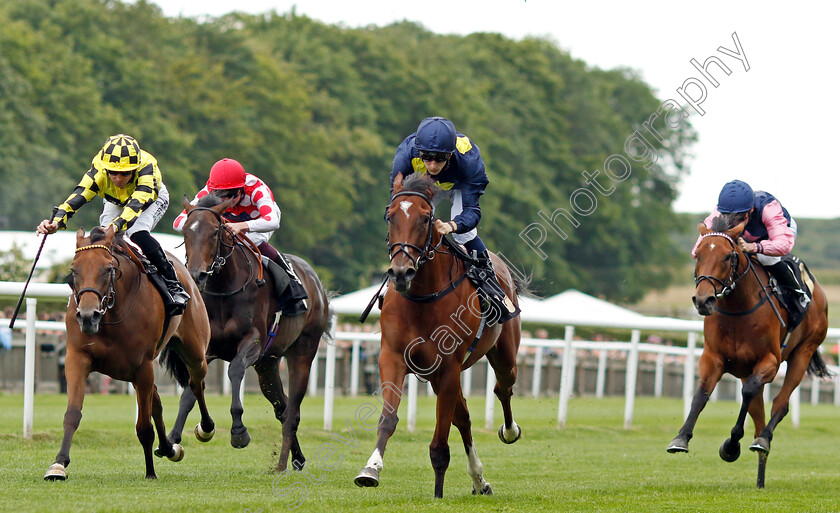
0, 244, 28, 281
0, 0, 700, 300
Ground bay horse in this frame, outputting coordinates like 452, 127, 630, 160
44, 226, 214, 481
354, 173, 525, 498
170, 194, 330, 472
667, 218, 829, 488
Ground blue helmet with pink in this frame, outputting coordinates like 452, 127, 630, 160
717, 180, 755, 213
414, 117, 457, 154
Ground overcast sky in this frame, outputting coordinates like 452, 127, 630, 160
149, 1, 840, 219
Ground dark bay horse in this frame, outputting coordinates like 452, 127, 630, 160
354, 173, 525, 498
171, 194, 330, 471
45, 226, 214, 481
667, 219, 829, 487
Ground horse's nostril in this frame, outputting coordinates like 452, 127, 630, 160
404, 268, 416, 281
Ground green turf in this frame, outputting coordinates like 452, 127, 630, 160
1, 392, 839, 512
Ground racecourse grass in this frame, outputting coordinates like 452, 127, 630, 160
1, 392, 839, 513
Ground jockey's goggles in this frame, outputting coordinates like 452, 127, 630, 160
418, 150, 451, 163
107, 170, 134, 177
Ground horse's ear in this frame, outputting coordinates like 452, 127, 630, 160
182, 194, 193, 211
728, 220, 748, 239
103, 225, 116, 245
76, 228, 86, 247
697, 222, 711, 235
392, 172, 404, 193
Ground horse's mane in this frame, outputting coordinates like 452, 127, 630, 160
197, 193, 225, 207
89, 226, 126, 247
401, 173, 439, 200
710, 216, 731, 232
710, 212, 748, 233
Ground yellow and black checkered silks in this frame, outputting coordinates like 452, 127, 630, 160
99, 134, 141, 171
50, 138, 164, 232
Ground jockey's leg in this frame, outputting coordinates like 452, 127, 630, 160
463, 237, 518, 324
765, 260, 809, 321
130, 230, 190, 316
257, 241, 308, 316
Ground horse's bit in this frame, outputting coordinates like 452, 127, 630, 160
694, 232, 751, 298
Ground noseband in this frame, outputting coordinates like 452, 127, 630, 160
387, 191, 440, 269
694, 232, 751, 298
72, 244, 117, 315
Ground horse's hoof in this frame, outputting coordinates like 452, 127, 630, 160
156, 443, 185, 462
749, 437, 771, 454
354, 467, 380, 487
194, 423, 215, 443
169, 443, 185, 462
44, 463, 67, 481
666, 437, 689, 453
498, 424, 522, 444
472, 483, 493, 495
719, 438, 740, 462
230, 429, 251, 449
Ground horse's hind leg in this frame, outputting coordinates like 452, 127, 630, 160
752, 346, 815, 454
254, 356, 295, 466
452, 390, 492, 495
151, 384, 184, 462
271, 336, 319, 472
45, 352, 91, 481
485, 339, 521, 444
174, 339, 215, 442
229, 333, 261, 448
167, 386, 197, 444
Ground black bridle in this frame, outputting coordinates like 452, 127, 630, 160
184, 207, 256, 296
71, 244, 118, 315
387, 191, 442, 269
694, 231, 751, 298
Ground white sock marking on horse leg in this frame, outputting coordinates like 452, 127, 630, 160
365, 448, 383, 472
503, 420, 520, 442
466, 444, 488, 492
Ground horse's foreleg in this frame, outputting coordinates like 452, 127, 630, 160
229, 333, 261, 448
667, 353, 723, 453
45, 352, 91, 481
134, 364, 157, 479
718, 373, 765, 462
355, 355, 407, 489
177, 343, 214, 443
429, 369, 460, 498
485, 343, 521, 444
452, 390, 492, 496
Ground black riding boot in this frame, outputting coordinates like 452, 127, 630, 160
474, 250, 518, 324
767, 261, 809, 323
146, 246, 190, 316
272, 254, 308, 316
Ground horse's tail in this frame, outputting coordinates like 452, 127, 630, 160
510, 269, 538, 299
159, 344, 191, 388
807, 349, 833, 378
322, 291, 337, 345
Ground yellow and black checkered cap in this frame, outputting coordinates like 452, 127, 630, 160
99, 134, 141, 171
